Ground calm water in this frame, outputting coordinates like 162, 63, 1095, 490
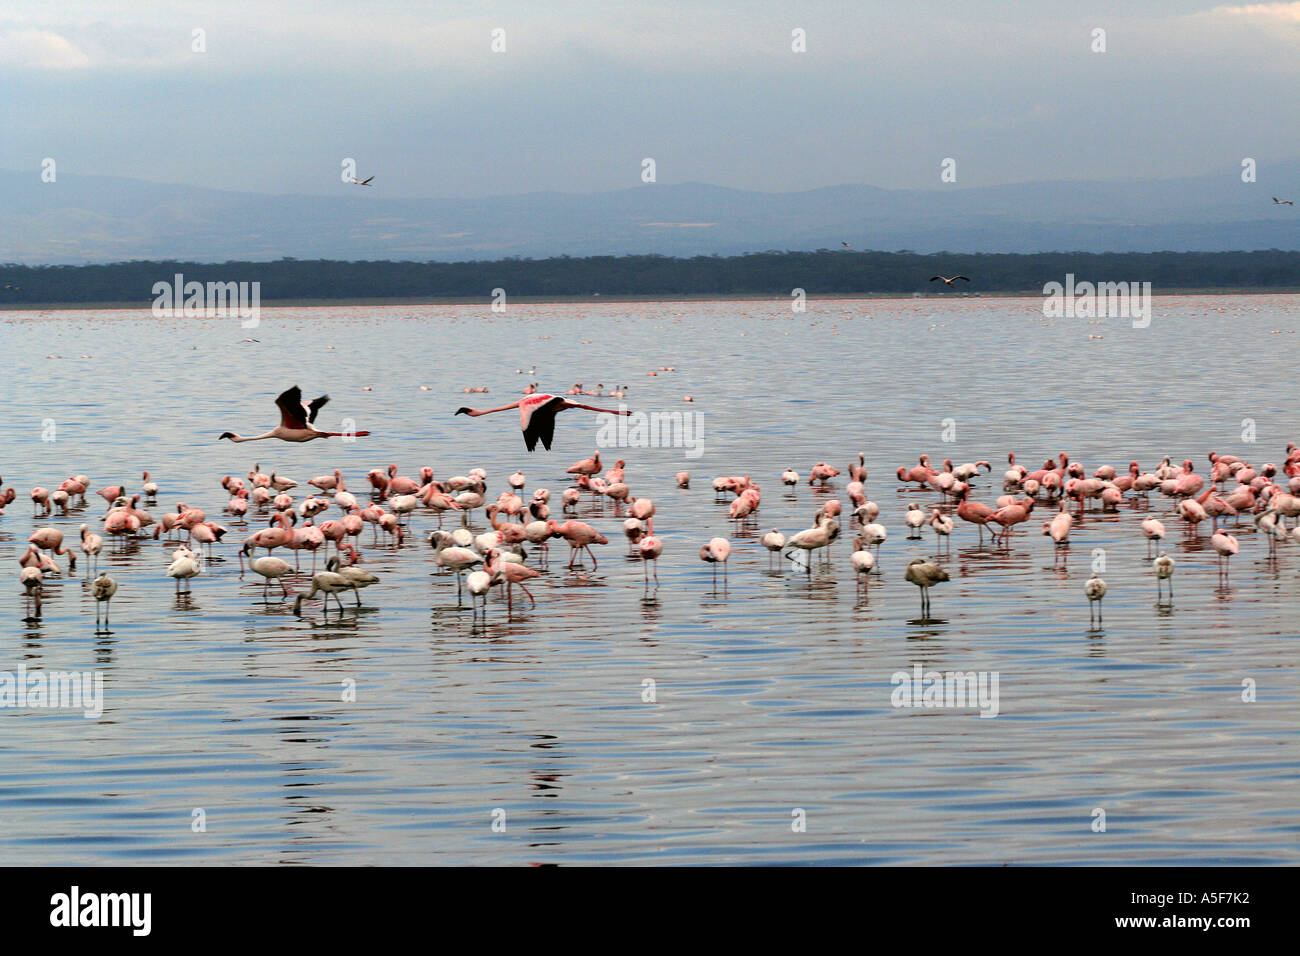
2, 295, 1299, 865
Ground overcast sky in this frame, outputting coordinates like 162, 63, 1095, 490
2, 1, 1298, 197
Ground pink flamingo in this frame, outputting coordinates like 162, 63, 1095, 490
29, 528, 76, 571
1173, 460, 1204, 498
96, 484, 125, 507
1042, 506, 1073, 563
809, 462, 840, 486
896, 455, 935, 491
546, 519, 608, 569
699, 537, 732, 587
638, 534, 663, 583
1210, 530, 1239, 581
485, 549, 542, 609
219, 386, 371, 443
567, 451, 602, 477
386, 465, 420, 496
309, 469, 345, 493
248, 512, 294, 556
456, 394, 631, 451
987, 498, 1035, 544
955, 490, 996, 542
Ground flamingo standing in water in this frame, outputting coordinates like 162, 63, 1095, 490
1153, 552, 1176, 602
455, 394, 630, 451
80, 525, 103, 574
699, 537, 731, 587
904, 558, 948, 617
219, 386, 371, 443
638, 534, 663, 583
91, 572, 118, 631
1210, 531, 1239, 582
546, 520, 608, 569
485, 549, 542, 610
1085, 576, 1107, 626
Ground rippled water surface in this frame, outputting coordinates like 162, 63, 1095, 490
3, 296, 1299, 865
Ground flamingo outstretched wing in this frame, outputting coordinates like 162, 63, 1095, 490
275, 387, 309, 430
306, 394, 330, 424
522, 396, 564, 452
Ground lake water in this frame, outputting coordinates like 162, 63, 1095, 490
2, 295, 1298, 865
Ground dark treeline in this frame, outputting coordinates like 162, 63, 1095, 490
1, 250, 1297, 303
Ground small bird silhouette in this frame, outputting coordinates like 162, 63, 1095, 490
350, 176, 375, 186
930, 275, 970, 286
1272, 197, 1294, 206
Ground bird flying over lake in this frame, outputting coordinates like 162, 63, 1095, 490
456, 393, 631, 452
351, 176, 375, 186
841, 241, 851, 248
930, 275, 970, 285
1273, 197, 1294, 206
219, 386, 371, 443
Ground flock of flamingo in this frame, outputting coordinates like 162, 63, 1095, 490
9, 383, 1300, 630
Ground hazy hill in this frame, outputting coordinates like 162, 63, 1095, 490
2, 162, 1298, 264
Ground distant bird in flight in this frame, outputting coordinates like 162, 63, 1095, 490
456, 393, 631, 452
841, 241, 851, 248
219, 386, 371, 443
930, 275, 971, 286
350, 176, 375, 186
1273, 197, 1294, 206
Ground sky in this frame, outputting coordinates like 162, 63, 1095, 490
1, 1, 1298, 198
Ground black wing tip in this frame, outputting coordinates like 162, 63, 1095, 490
218, 432, 235, 440
455, 407, 471, 416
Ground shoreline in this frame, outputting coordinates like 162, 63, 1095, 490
4, 287, 1300, 312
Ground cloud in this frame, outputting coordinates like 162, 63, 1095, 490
0, 29, 90, 69
1210, 2, 1300, 22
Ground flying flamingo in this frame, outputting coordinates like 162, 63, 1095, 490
455, 394, 631, 451
929, 275, 970, 286
219, 386, 370, 443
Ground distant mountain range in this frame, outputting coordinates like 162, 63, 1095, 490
2, 162, 1298, 264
